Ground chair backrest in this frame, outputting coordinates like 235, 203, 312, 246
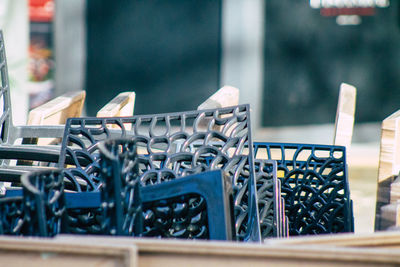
253, 142, 354, 236
0, 196, 24, 235
98, 138, 236, 240
98, 138, 142, 237
99, 139, 234, 240
21, 169, 68, 237
0, 169, 68, 237
20, 90, 86, 147
27, 91, 86, 126
254, 159, 287, 239
333, 83, 357, 151
0, 30, 66, 147
96, 91, 136, 118
59, 104, 261, 241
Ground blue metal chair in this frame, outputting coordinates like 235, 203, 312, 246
0, 169, 68, 236
253, 142, 354, 236
0, 196, 25, 235
98, 138, 235, 240
58, 104, 261, 241
3, 150, 235, 240
5, 169, 101, 236
254, 159, 288, 238
21, 169, 68, 236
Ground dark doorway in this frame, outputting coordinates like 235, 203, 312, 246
85, 0, 222, 116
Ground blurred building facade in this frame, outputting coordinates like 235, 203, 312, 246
53, 0, 400, 138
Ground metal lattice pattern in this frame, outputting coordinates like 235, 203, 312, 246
142, 194, 209, 239
99, 138, 209, 239
98, 138, 235, 240
0, 197, 24, 235
255, 160, 287, 238
59, 105, 260, 241
253, 142, 353, 236
99, 139, 142, 236
21, 170, 67, 236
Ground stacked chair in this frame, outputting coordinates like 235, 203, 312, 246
56, 104, 260, 241
0, 103, 290, 241
0, 102, 354, 242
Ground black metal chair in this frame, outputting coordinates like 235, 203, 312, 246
58, 104, 261, 241
0, 169, 68, 236
98, 138, 236, 240
254, 159, 288, 238
253, 142, 354, 236
0, 196, 25, 235
4, 169, 102, 236
21, 169, 68, 236
2, 143, 236, 241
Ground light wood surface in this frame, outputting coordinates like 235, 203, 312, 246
375, 109, 400, 230
377, 109, 400, 183
333, 83, 356, 151
197, 85, 239, 110
2, 235, 400, 267
380, 202, 400, 230
55, 235, 400, 267
27, 91, 86, 126
0, 236, 137, 267
26, 91, 86, 146
97, 91, 136, 117
266, 231, 400, 249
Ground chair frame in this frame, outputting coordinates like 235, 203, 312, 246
253, 142, 354, 236
58, 104, 261, 241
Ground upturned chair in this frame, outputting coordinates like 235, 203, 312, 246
57, 104, 261, 241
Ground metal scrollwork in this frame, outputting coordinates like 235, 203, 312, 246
254, 142, 353, 236
60, 105, 260, 241
21, 169, 67, 236
0, 197, 25, 235
99, 138, 142, 236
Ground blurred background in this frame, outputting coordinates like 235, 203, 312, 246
3, 0, 400, 233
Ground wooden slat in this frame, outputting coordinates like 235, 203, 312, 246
333, 83, 356, 151
379, 202, 400, 230
27, 91, 86, 126
96, 91, 136, 117
0, 236, 137, 267
26, 91, 86, 146
266, 231, 400, 250
55, 235, 400, 266
197, 85, 239, 110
